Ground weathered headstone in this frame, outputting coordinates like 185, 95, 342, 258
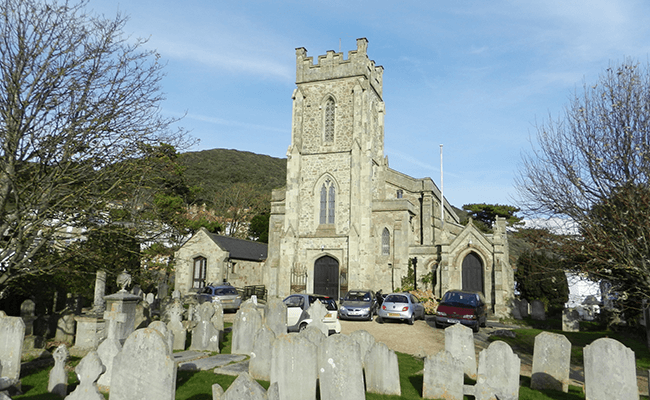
73, 315, 105, 352
445, 323, 477, 379
109, 328, 177, 400
65, 350, 105, 400
423, 350, 463, 400
167, 299, 187, 351
211, 300, 225, 341
249, 325, 276, 381
48, 344, 69, 397
90, 270, 107, 315
350, 329, 376, 367
364, 341, 400, 396
298, 325, 326, 346
231, 303, 263, 355
475, 340, 520, 400
149, 321, 174, 354
0, 316, 25, 382
519, 298, 529, 318
305, 299, 328, 336
511, 299, 523, 320
55, 312, 76, 344
531, 300, 545, 321
270, 335, 318, 400
222, 372, 268, 400
561, 308, 580, 332
212, 383, 225, 400
318, 334, 365, 400
531, 332, 571, 392
103, 291, 140, 343
20, 299, 36, 336
263, 298, 287, 337
583, 337, 638, 400
190, 302, 221, 352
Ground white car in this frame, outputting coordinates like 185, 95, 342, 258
283, 294, 341, 335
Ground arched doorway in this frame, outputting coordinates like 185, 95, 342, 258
314, 255, 339, 298
462, 252, 483, 294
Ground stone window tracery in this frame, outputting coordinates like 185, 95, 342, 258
320, 178, 336, 225
382, 228, 390, 255
324, 97, 335, 143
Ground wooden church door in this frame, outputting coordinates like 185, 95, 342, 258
313, 256, 339, 298
462, 252, 484, 294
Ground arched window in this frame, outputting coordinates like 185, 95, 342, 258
382, 228, 390, 255
193, 256, 207, 288
324, 97, 335, 143
320, 178, 335, 225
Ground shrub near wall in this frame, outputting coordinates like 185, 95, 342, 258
410, 290, 438, 314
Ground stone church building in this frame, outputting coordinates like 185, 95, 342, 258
264, 38, 514, 317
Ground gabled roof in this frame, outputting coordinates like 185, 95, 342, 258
204, 230, 268, 262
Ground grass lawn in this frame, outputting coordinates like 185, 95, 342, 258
14, 319, 649, 399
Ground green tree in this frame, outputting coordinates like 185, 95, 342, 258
462, 203, 523, 232
0, 0, 187, 292
516, 60, 650, 318
515, 250, 569, 313
249, 213, 269, 243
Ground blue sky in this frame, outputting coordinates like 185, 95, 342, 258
91, 0, 650, 209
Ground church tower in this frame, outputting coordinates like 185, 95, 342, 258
266, 38, 385, 298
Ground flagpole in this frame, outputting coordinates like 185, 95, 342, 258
440, 144, 444, 226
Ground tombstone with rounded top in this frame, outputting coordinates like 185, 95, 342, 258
476, 340, 520, 400
0, 316, 25, 381
249, 325, 276, 381
531, 300, 546, 320
445, 323, 477, 379
531, 331, 571, 392
350, 330, 376, 367
271, 334, 318, 400
231, 303, 263, 355
365, 341, 400, 396
318, 334, 365, 400
584, 337, 638, 400
263, 298, 287, 337
423, 350, 463, 400
298, 325, 326, 346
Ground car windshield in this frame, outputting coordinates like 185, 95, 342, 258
345, 291, 371, 302
310, 297, 338, 311
214, 287, 238, 296
385, 294, 408, 303
442, 292, 478, 307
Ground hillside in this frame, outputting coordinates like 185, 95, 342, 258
179, 148, 287, 203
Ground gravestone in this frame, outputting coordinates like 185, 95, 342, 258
55, 312, 76, 344
149, 321, 174, 354
562, 308, 580, 332
519, 299, 529, 318
298, 325, 326, 346
73, 316, 105, 352
0, 316, 25, 382
531, 332, 571, 392
583, 337, 638, 400
90, 270, 107, 316
350, 330, 376, 367
364, 341, 400, 396
305, 299, 328, 336
222, 372, 268, 400
190, 302, 221, 352
167, 299, 186, 351
211, 300, 225, 341
65, 350, 105, 400
423, 350, 463, 400
231, 304, 263, 355
511, 299, 522, 320
475, 340, 520, 400
103, 292, 140, 343
318, 334, 365, 400
445, 323, 477, 379
249, 325, 276, 381
48, 344, 69, 397
270, 334, 318, 400
212, 383, 225, 399
21, 299, 42, 350
531, 300, 545, 320
109, 328, 177, 400
263, 298, 287, 337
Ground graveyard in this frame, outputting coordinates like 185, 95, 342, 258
2, 276, 650, 400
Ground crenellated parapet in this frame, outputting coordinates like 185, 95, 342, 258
295, 38, 383, 97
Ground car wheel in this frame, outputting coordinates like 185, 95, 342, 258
472, 324, 479, 333
480, 316, 487, 328
407, 313, 414, 325
377, 316, 383, 324
299, 323, 308, 332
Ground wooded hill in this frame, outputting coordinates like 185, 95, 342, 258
178, 148, 287, 204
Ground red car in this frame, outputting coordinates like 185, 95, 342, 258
434, 290, 488, 332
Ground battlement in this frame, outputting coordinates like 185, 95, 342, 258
295, 38, 383, 97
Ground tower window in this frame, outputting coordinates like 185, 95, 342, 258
320, 179, 336, 225
382, 228, 390, 255
324, 98, 335, 143
397, 189, 403, 199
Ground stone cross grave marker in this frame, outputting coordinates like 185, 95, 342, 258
48, 344, 69, 397
65, 350, 106, 400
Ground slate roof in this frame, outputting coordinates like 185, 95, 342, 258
205, 231, 268, 262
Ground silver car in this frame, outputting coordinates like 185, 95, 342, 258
197, 285, 242, 311
376, 292, 425, 325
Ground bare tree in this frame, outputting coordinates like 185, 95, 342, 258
0, 0, 187, 289
211, 182, 270, 239
516, 60, 650, 314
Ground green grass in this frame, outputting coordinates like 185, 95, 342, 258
15, 322, 649, 400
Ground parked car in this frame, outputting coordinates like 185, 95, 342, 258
434, 289, 487, 332
283, 294, 341, 335
339, 289, 377, 321
376, 292, 425, 325
197, 285, 242, 311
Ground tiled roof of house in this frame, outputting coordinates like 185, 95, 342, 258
206, 231, 268, 262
